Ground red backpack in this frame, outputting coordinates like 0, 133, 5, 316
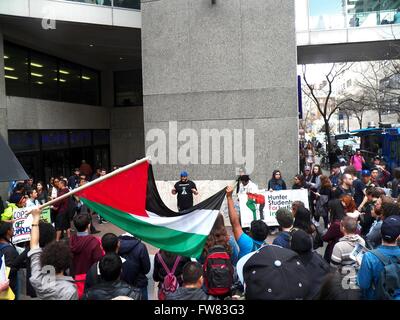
203, 245, 234, 297
156, 253, 181, 300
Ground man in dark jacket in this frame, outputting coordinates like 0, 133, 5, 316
83, 253, 142, 300
68, 168, 81, 190
85, 233, 118, 293
273, 208, 293, 249
290, 228, 331, 299
166, 261, 215, 300
118, 234, 151, 300
69, 214, 103, 276
85, 233, 151, 299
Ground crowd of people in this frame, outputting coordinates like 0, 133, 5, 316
1, 152, 400, 300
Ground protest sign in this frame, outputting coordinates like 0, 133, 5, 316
12, 207, 34, 244
238, 189, 309, 227
40, 207, 51, 223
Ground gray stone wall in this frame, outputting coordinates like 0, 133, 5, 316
7, 96, 110, 129
110, 106, 145, 166
142, 0, 299, 186
0, 31, 8, 198
0, 31, 7, 140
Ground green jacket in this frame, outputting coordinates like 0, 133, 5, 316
1, 203, 18, 221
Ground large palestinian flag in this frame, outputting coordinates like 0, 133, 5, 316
75, 160, 226, 258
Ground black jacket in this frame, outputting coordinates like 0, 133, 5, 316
118, 235, 151, 288
83, 280, 142, 300
166, 287, 215, 300
298, 251, 331, 299
0, 242, 19, 294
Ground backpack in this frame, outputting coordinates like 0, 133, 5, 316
156, 253, 180, 300
203, 245, 234, 297
370, 250, 400, 300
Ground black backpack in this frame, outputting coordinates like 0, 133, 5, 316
203, 245, 234, 297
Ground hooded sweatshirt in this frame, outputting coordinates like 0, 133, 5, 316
118, 235, 151, 288
70, 233, 103, 276
330, 234, 365, 268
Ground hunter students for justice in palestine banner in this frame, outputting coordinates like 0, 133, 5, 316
238, 189, 309, 227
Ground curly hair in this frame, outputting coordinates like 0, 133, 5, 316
40, 241, 72, 274
202, 214, 232, 258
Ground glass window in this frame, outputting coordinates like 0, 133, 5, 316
8, 131, 40, 153
41, 131, 69, 150
59, 61, 81, 104
113, 0, 140, 10
65, 0, 111, 6
309, 0, 346, 30
4, 43, 29, 97
81, 67, 100, 105
114, 69, 143, 107
29, 51, 59, 101
4, 42, 101, 106
69, 130, 92, 147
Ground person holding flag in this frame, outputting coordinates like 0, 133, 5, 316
37, 158, 226, 259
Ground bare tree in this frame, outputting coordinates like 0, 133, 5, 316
338, 92, 369, 129
353, 61, 400, 121
302, 63, 354, 164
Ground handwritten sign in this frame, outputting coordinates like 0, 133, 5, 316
12, 207, 34, 244
40, 207, 51, 224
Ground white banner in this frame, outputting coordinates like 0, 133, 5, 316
12, 207, 34, 244
238, 189, 309, 227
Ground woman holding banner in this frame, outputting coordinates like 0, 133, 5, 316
267, 170, 287, 191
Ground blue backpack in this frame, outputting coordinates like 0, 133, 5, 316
370, 250, 400, 300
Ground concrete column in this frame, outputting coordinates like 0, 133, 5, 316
0, 30, 7, 140
0, 30, 9, 198
101, 70, 114, 108
110, 106, 145, 166
141, 0, 299, 186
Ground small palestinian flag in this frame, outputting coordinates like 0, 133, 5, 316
76, 160, 225, 258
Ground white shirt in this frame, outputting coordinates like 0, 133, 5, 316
238, 181, 259, 194
51, 187, 58, 199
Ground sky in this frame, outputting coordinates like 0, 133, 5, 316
309, 0, 343, 16
297, 64, 337, 83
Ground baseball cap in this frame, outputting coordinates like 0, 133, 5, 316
237, 245, 310, 300
361, 170, 371, 177
381, 215, 400, 242
180, 171, 188, 177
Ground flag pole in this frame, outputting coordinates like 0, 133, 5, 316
37, 156, 151, 211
